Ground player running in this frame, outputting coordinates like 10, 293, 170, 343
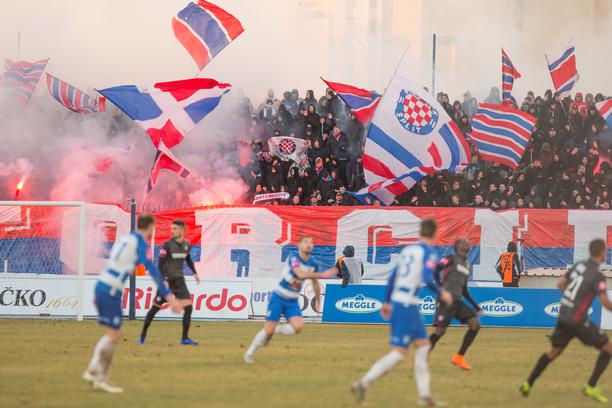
243, 235, 338, 363
429, 239, 482, 371
139, 219, 200, 346
351, 219, 453, 407
83, 214, 183, 393
520, 239, 612, 403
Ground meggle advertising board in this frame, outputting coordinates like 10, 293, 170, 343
322, 284, 603, 328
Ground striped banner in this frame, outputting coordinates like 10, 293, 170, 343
469, 103, 537, 169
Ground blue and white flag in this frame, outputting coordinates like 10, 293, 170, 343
356, 73, 471, 205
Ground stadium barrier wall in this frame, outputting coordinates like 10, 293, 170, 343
2, 205, 611, 283
322, 283, 603, 329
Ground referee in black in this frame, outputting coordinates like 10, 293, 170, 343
139, 219, 200, 346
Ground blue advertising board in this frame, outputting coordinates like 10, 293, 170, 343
322, 283, 602, 328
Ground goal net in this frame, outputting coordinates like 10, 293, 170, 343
0, 201, 133, 320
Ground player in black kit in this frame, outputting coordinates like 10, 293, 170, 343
429, 239, 482, 371
139, 219, 200, 346
521, 239, 612, 403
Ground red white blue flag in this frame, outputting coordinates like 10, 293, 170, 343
321, 78, 381, 124
501, 49, 521, 106
98, 78, 231, 149
2, 58, 48, 104
595, 99, 612, 128
146, 141, 191, 194
546, 45, 578, 97
355, 73, 470, 205
469, 103, 536, 169
172, 1, 244, 71
46, 74, 105, 114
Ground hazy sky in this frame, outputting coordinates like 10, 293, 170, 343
1, 0, 611, 104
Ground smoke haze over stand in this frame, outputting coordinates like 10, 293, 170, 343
1, 0, 611, 102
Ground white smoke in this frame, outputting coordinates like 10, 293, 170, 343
0, 87, 249, 207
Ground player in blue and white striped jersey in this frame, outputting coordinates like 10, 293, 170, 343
351, 219, 453, 407
244, 235, 338, 363
83, 214, 183, 393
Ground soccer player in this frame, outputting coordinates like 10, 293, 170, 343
351, 219, 453, 407
429, 239, 482, 371
139, 219, 200, 345
243, 235, 338, 363
520, 239, 612, 403
83, 214, 183, 393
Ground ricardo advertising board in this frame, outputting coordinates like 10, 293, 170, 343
114, 278, 252, 320
0, 275, 252, 320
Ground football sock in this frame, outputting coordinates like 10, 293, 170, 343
246, 329, 269, 355
588, 351, 611, 387
458, 329, 479, 356
429, 333, 441, 350
141, 305, 160, 339
527, 353, 551, 386
88, 335, 115, 377
361, 350, 405, 387
414, 344, 432, 398
182, 305, 193, 340
274, 324, 296, 336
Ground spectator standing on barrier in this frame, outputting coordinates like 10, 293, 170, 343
496, 241, 522, 287
336, 245, 364, 287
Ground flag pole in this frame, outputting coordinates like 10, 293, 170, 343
432, 33, 437, 95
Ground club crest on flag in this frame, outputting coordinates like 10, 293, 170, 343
278, 138, 297, 155
395, 89, 439, 135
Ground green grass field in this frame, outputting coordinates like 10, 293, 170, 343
0, 319, 608, 408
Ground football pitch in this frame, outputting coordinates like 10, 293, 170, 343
0, 319, 608, 408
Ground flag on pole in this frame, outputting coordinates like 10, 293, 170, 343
146, 141, 191, 194
546, 45, 578, 97
321, 78, 381, 124
469, 103, 536, 169
501, 49, 521, 106
355, 73, 470, 205
98, 78, 231, 149
268, 137, 309, 162
172, 1, 244, 71
595, 99, 612, 128
2, 58, 48, 104
46, 74, 105, 114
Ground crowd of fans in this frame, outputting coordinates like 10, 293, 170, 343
238, 86, 611, 209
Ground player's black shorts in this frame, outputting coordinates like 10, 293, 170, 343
155, 277, 191, 304
433, 299, 476, 328
550, 319, 609, 349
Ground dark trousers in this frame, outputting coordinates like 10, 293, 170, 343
503, 279, 519, 288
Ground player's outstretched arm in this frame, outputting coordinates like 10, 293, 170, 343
557, 276, 568, 291
600, 292, 612, 311
294, 266, 338, 280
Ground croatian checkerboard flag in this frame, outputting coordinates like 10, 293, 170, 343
595, 99, 612, 128
268, 137, 309, 163
546, 45, 578, 97
98, 78, 231, 149
146, 141, 191, 194
2, 58, 48, 104
470, 104, 537, 169
46, 74, 105, 114
354, 73, 471, 205
172, 1, 244, 71
501, 49, 521, 106
321, 78, 381, 125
